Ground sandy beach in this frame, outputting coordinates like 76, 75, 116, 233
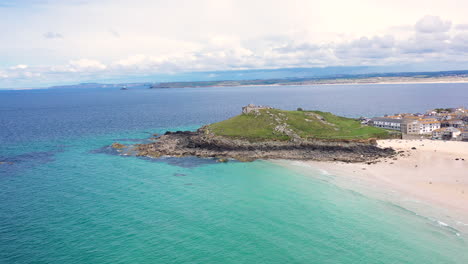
278, 139, 468, 233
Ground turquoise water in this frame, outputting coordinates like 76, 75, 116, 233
1, 84, 468, 263
1, 130, 467, 263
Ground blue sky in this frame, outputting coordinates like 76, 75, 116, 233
2, 0, 468, 89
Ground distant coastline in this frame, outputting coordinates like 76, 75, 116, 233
148, 77, 468, 89
4, 79, 468, 91
148, 72, 468, 89
4, 69, 468, 91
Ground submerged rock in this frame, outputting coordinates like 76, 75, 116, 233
111, 143, 127, 149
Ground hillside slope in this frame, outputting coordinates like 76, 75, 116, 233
206, 109, 392, 141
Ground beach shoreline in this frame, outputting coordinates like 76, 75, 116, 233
274, 139, 468, 234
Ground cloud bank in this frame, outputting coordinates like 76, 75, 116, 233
2, 0, 468, 88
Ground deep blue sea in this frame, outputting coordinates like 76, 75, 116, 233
1, 83, 468, 263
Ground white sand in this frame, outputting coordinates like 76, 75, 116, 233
278, 139, 468, 233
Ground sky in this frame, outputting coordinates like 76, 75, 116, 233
2, 0, 468, 88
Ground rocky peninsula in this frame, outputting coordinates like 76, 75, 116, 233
114, 106, 397, 162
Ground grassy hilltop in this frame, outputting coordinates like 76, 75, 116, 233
206, 109, 392, 141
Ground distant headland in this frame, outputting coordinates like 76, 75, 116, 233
8, 69, 468, 91
147, 70, 468, 89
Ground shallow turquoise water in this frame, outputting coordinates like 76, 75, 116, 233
1, 85, 468, 263
1, 130, 467, 263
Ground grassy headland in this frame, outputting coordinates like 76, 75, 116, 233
206, 109, 393, 141
130, 107, 397, 162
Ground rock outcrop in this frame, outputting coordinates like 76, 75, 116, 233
111, 143, 127, 149
131, 127, 395, 162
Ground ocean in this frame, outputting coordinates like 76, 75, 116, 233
1, 83, 468, 263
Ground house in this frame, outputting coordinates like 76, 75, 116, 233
401, 119, 421, 134
460, 128, 468, 141
358, 117, 371, 125
441, 119, 465, 128
369, 118, 403, 131
419, 119, 441, 134
242, 104, 272, 114
432, 127, 461, 140
401, 118, 441, 135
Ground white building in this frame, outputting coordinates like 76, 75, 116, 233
369, 118, 403, 131
419, 119, 441, 134
402, 118, 441, 135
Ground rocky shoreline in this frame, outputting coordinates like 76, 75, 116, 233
115, 127, 396, 162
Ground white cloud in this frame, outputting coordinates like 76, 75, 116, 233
336, 35, 396, 60
68, 59, 107, 72
43, 32, 64, 39
9, 64, 28, 70
3, 0, 468, 88
114, 55, 149, 67
415, 15, 452, 33
455, 24, 468, 31
451, 33, 468, 52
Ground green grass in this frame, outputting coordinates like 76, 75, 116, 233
206, 109, 392, 141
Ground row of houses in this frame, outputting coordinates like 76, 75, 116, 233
366, 107, 468, 141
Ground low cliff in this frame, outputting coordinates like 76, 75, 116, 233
131, 128, 395, 162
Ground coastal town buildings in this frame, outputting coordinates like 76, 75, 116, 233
419, 118, 441, 134
441, 119, 465, 128
369, 106, 467, 140
460, 128, 468, 141
432, 127, 461, 140
368, 118, 403, 131
401, 119, 422, 134
399, 118, 441, 134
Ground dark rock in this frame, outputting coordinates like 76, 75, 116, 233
131, 127, 395, 163
411, 147, 417, 150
